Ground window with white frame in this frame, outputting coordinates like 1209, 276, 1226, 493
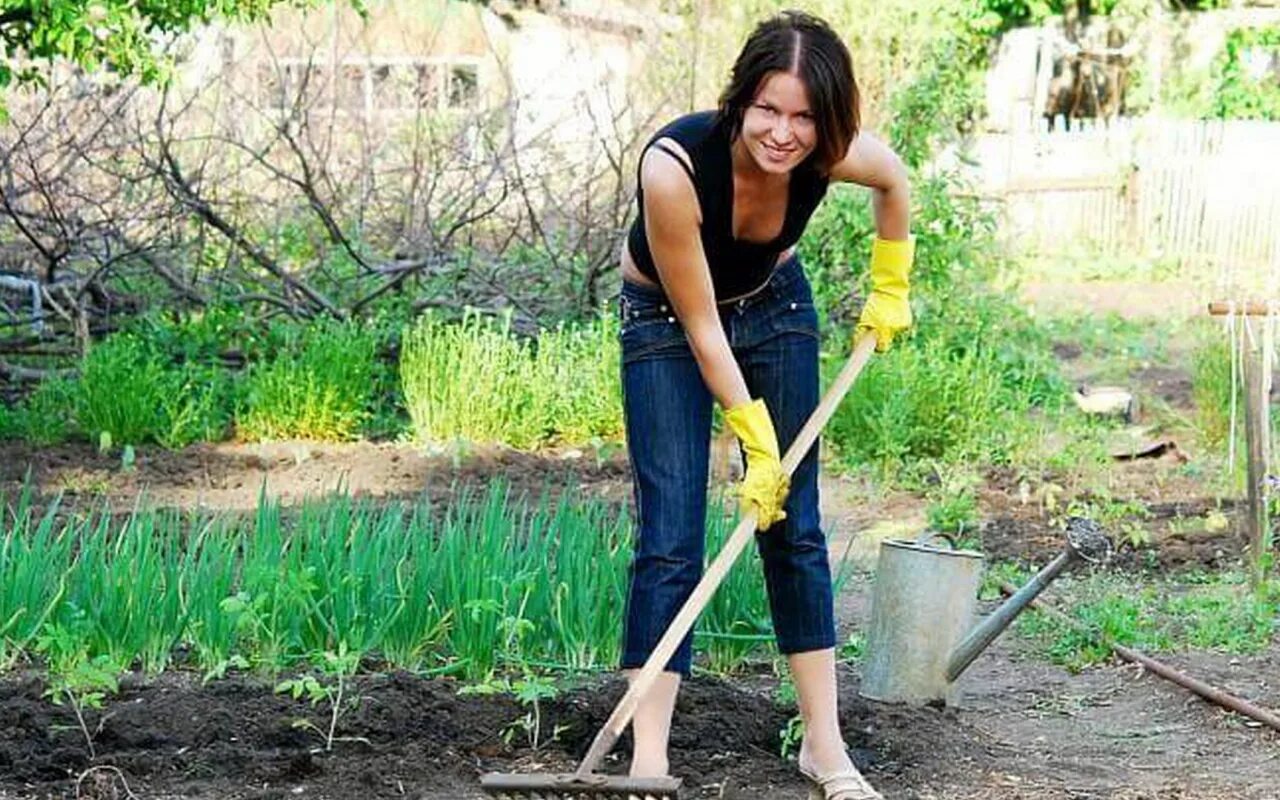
258, 56, 482, 114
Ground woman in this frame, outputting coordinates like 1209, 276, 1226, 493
616, 9, 913, 800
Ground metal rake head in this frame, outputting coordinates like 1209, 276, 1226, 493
480, 771, 681, 800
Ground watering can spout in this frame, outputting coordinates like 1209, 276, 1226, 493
944, 517, 1110, 682
861, 517, 1111, 707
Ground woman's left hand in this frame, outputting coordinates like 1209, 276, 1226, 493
856, 236, 914, 352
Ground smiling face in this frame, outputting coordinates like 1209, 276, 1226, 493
737, 71, 818, 175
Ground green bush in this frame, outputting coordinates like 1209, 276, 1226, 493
236, 319, 381, 442
1, 377, 77, 446
1213, 28, 1280, 121
826, 335, 1040, 477
75, 332, 232, 448
400, 309, 622, 449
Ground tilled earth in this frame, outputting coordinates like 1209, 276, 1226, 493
0, 648, 1276, 800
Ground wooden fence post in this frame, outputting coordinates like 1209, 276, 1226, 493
1243, 338, 1272, 589
1209, 301, 1274, 589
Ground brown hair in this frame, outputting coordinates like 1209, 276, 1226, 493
717, 10, 859, 174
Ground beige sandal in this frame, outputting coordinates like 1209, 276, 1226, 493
799, 765, 883, 800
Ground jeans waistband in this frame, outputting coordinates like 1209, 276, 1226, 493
620, 253, 804, 309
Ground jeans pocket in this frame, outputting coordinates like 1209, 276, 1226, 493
767, 297, 820, 341
621, 309, 689, 364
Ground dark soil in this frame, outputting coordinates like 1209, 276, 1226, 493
0, 666, 982, 800
3, 645, 1277, 800
978, 458, 1247, 573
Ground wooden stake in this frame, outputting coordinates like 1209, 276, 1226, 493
1243, 343, 1272, 589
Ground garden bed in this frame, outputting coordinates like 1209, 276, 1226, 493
1, 441, 1276, 799
1, 651, 1276, 799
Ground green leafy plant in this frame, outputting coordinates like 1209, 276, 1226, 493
926, 470, 981, 541
778, 713, 805, 761
837, 632, 867, 665
236, 318, 381, 441
458, 672, 568, 751
4, 377, 77, 446
0, 1, 365, 101
505, 674, 565, 751
274, 642, 367, 752
35, 622, 119, 760
1213, 28, 1280, 121
74, 332, 232, 448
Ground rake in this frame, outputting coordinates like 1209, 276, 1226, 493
479, 334, 879, 800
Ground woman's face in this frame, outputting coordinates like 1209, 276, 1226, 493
739, 70, 817, 175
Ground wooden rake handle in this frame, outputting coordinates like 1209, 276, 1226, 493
576, 333, 880, 777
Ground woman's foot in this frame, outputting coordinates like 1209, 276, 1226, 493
628, 754, 669, 779
798, 740, 881, 800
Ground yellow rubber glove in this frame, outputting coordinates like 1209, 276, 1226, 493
856, 236, 915, 352
724, 398, 789, 531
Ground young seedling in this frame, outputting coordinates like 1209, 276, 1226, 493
773, 673, 803, 761
507, 674, 567, 751
778, 714, 805, 761
460, 672, 567, 751
274, 643, 369, 752
36, 623, 119, 761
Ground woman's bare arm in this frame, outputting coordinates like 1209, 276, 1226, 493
640, 146, 750, 410
829, 131, 911, 238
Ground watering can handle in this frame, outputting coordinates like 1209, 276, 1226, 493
915, 530, 959, 549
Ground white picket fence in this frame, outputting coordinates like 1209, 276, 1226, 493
964, 116, 1280, 289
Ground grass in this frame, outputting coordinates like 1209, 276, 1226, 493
986, 567, 1279, 672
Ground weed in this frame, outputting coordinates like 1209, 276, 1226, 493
838, 632, 867, 664
6, 377, 77, 446
77, 333, 231, 448
1191, 330, 1238, 450
779, 713, 805, 761
926, 469, 981, 543
1009, 572, 1279, 671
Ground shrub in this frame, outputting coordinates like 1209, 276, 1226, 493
75, 333, 232, 448
236, 319, 381, 442
400, 309, 622, 449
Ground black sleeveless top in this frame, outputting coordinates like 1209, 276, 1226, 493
626, 110, 830, 301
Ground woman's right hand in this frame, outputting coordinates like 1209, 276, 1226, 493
724, 398, 789, 530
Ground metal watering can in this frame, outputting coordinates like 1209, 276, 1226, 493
860, 516, 1112, 707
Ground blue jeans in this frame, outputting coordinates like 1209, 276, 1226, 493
618, 255, 835, 676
